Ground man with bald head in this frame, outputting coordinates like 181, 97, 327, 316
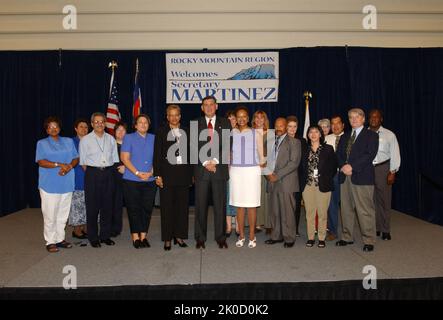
265, 118, 301, 248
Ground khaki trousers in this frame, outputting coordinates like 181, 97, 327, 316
340, 176, 376, 245
303, 184, 331, 241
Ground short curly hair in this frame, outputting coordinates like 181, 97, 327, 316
43, 116, 62, 131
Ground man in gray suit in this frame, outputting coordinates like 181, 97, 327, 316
265, 118, 301, 248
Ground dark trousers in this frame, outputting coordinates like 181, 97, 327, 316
111, 170, 124, 235
84, 166, 114, 242
374, 162, 392, 233
327, 173, 340, 235
294, 192, 302, 233
194, 178, 227, 242
160, 185, 190, 241
123, 180, 156, 234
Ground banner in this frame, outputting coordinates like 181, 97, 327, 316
166, 52, 279, 104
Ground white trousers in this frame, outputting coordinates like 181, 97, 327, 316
39, 189, 72, 245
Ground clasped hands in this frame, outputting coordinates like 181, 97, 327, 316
58, 163, 72, 176
204, 160, 217, 173
266, 173, 278, 183
137, 169, 153, 181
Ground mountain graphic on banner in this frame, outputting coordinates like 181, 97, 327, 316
228, 64, 276, 80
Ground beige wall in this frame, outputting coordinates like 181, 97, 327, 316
1, 0, 442, 50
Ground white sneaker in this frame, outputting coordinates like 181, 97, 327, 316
236, 237, 245, 247
248, 237, 257, 248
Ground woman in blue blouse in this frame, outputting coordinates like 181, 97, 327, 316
36, 117, 79, 253
121, 114, 157, 249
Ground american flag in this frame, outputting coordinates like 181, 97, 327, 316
132, 58, 142, 121
106, 62, 121, 135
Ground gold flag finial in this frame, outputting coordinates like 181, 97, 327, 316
108, 60, 118, 70
303, 91, 312, 101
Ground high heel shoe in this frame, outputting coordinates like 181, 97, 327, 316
133, 239, 142, 249
164, 241, 171, 251
236, 237, 246, 247
173, 237, 188, 248
248, 237, 257, 248
141, 239, 151, 248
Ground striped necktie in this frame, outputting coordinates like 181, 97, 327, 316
345, 130, 356, 161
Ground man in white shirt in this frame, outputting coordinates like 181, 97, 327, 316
324, 115, 345, 241
369, 109, 401, 241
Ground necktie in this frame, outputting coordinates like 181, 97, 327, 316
345, 130, 356, 160
208, 118, 213, 142
335, 135, 341, 151
274, 135, 281, 155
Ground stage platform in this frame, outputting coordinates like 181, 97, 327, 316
1, 207, 442, 300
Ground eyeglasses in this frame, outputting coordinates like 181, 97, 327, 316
93, 120, 105, 125
48, 125, 59, 129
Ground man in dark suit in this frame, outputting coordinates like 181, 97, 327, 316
192, 96, 231, 249
336, 108, 379, 252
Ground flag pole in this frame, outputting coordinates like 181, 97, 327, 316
134, 58, 139, 83
303, 91, 312, 139
108, 60, 118, 97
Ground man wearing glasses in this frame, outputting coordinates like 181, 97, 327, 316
79, 112, 120, 248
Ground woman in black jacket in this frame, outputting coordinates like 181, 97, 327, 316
301, 125, 338, 248
153, 105, 193, 251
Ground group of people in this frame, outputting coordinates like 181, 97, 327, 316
36, 95, 400, 253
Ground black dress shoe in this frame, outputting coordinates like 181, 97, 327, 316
133, 239, 142, 249
363, 244, 374, 252
382, 232, 391, 241
90, 240, 101, 248
284, 242, 294, 248
141, 239, 151, 248
265, 239, 284, 245
217, 240, 228, 249
335, 240, 354, 246
72, 231, 87, 239
376, 231, 381, 237
174, 238, 188, 248
100, 239, 115, 246
164, 242, 171, 251
196, 240, 205, 249
225, 231, 232, 238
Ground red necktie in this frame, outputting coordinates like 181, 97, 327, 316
208, 118, 213, 142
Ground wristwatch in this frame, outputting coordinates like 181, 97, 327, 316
54, 162, 58, 167
135, 171, 139, 176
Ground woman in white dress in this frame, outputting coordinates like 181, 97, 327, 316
229, 106, 264, 248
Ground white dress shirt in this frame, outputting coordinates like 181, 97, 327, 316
371, 126, 401, 172
325, 131, 344, 152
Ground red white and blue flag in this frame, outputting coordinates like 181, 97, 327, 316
105, 61, 121, 135
132, 58, 142, 121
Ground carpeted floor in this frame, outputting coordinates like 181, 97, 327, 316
1, 207, 443, 288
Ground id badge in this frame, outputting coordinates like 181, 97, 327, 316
101, 155, 107, 165
313, 169, 319, 178
176, 156, 183, 165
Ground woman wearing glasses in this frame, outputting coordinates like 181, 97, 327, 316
36, 116, 79, 253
